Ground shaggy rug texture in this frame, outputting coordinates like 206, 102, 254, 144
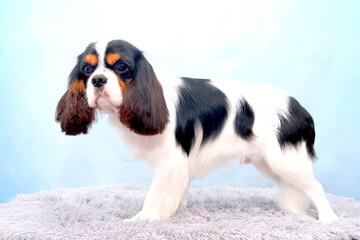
0, 184, 359, 240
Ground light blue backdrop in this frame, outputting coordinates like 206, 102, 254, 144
0, 0, 359, 203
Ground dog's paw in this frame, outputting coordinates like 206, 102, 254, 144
124, 210, 167, 223
318, 212, 338, 224
123, 214, 141, 223
124, 211, 147, 222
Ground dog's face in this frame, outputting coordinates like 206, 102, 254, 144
85, 40, 137, 114
56, 40, 169, 136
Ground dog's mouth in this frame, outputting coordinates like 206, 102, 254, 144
92, 89, 120, 114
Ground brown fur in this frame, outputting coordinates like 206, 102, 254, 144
118, 78, 132, 95
55, 79, 95, 135
119, 56, 169, 135
106, 53, 121, 65
69, 79, 86, 94
84, 54, 98, 66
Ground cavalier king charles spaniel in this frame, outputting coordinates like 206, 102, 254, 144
56, 40, 337, 223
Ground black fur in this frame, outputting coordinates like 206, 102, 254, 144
175, 77, 229, 155
277, 97, 316, 158
105, 40, 138, 81
75, 43, 98, 87
234, 99, 255, 139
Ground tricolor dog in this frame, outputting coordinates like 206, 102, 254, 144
56, 40, 337, 223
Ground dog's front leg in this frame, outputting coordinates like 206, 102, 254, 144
126, 159, 189, 222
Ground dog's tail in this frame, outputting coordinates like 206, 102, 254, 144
278, 181, 310, 215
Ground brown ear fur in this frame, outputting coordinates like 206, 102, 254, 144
119, 55, 169, 135
55, 79, 95, 136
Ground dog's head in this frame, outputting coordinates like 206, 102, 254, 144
56, 40, 169, 136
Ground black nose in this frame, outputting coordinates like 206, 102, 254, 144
91, 75, 108, 88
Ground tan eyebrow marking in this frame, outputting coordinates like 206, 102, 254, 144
106, 53, 121, 65
84, 54, 98, 66
69, 79, 86, 94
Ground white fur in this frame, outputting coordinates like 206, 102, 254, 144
85, 41, 337, 223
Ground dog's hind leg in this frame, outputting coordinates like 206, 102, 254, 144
265, 140, 338, 223
252, 157, 310, 215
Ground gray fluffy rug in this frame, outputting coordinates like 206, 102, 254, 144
0, 184, 359, 240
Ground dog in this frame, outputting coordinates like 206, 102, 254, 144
55, 39, 337, 223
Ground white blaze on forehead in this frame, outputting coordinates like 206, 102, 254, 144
94, 40, 109, 68
86, 40, 123, 111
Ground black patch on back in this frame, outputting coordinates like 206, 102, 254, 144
175, 77, 229, 155
234, 99, 255, 139
277, 97, 316, 158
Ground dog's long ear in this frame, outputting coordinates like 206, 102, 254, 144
119, 53, 169, 135
55, 58, 95, 135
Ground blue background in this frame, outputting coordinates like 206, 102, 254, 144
0, 0, 359, 203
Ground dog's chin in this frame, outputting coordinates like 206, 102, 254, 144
94, 96, 120, 115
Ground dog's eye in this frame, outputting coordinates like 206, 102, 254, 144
114, 62, 128, 73
83, 64, 93, 75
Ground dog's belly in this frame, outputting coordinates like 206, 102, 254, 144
186, 128, 263, 180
